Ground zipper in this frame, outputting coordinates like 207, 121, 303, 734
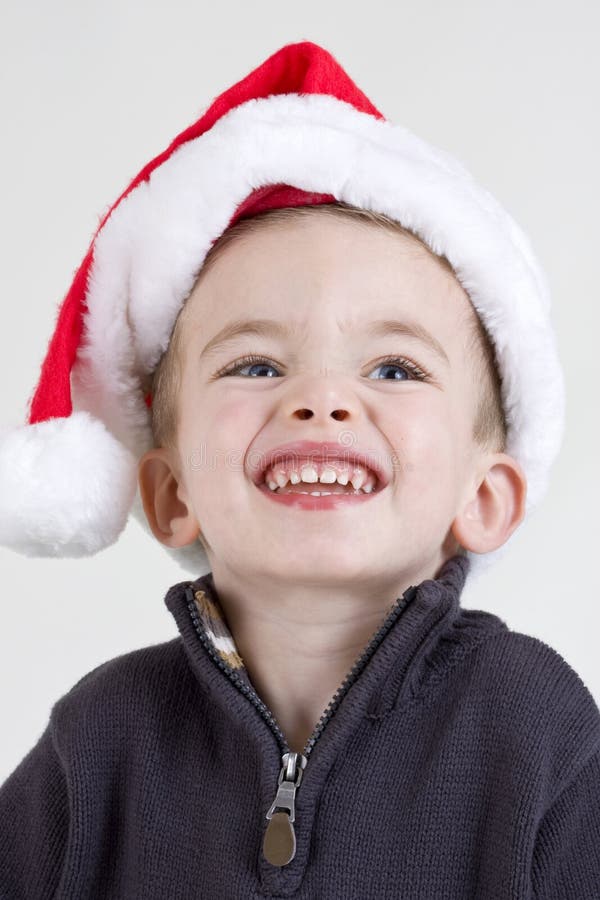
185, 582, 418, 867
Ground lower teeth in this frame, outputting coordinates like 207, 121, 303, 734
276, 489, 363, 496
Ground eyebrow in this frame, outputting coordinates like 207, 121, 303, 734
199, 316, 449, 366
366, 319, 449, 366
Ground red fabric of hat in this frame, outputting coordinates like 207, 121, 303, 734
28, 41, 381, 426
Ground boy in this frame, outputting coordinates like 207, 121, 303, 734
1, 41, 599, 898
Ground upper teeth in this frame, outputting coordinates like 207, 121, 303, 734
263, 461, 378, 493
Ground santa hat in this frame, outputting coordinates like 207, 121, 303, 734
0, 41, 565, 582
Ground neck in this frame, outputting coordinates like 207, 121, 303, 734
201, 552, 466, 754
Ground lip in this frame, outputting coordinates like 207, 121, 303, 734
250, 439, 390, 489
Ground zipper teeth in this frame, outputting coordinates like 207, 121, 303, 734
301, 587, 417, 756
185, 583, 418, 760
185, 590, 289, 754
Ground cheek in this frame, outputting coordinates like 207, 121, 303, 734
383, 400, 459, 485
204, 391, 260, 428
180, 388, 257, 445
180, 393, 260, 489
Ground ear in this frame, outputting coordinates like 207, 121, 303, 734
451, 452, 528, 554
137, 447, 201, 548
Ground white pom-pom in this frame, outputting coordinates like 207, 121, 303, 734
0, 411, 138, 557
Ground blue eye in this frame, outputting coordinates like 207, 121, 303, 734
368, 359, 428, 381
217, 356, 280, 378
215, 354, 430, 382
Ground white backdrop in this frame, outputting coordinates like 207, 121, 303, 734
1, 0, 598, 780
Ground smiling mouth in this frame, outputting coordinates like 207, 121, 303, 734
256, 467, 385, 503
258, 457, 384, 495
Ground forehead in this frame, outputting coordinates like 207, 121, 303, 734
183, 214, 475, 351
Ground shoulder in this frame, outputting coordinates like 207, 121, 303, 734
478, 627, 599, 715
420, 609, 600, 775
48, 636, 201, 749
436, 607, 599, 722
470, 627, 600, 779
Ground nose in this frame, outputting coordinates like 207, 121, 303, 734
280, 375, 358, 423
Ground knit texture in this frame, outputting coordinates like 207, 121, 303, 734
1, 554, 599, 898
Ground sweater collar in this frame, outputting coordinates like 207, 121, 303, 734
164, 553, 473, 733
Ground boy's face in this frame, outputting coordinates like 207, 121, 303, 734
167, 215, 490, 584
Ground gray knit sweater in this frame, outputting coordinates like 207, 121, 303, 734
1, 554, 599, 898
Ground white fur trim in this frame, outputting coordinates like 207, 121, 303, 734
0, 411, 138, 557
63, 93, 565, 579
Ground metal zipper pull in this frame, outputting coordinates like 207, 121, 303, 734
262, 751, 307, 867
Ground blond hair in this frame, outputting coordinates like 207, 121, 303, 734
148, 202, 507, 455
